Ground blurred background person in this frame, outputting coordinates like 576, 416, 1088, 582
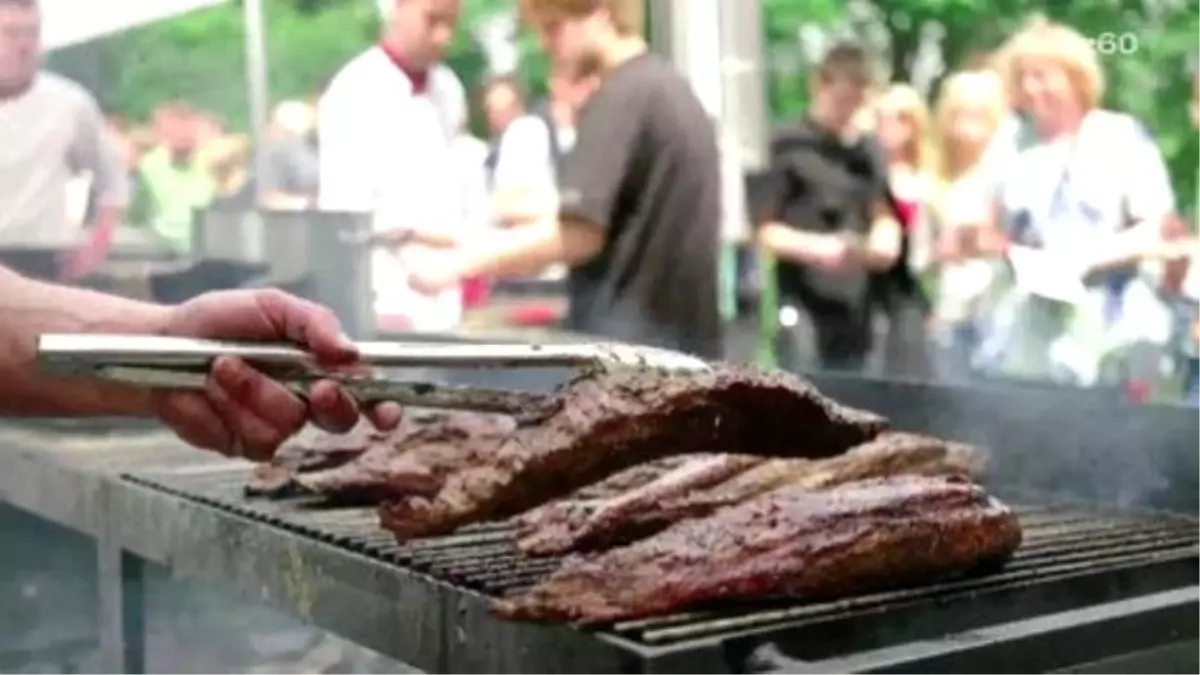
138, 101, 215, 255
260, 99, 319, 210
979, 17, 1176, 386
490, 57, 600, 229
869, 82, 936, 379
408, 0, 726, 358
200, 133, 254, 211
318, 0, 472, 333
480, 73, 526, 181
754, 42, 902, 373
194, 110, 225, 148
926, 70, 1010, 382
0, 0, 127, 281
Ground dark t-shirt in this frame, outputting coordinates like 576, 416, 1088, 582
557, 53, 723, 358
756, 118, 889, 309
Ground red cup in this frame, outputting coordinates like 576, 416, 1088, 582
461, 276, 491, 308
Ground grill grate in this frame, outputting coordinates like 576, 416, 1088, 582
124, 466, 1199, 653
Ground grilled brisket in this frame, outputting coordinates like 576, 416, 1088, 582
517, 432, 984, 556
245, 425, 382, 497
494, 474, 1022, 623
247, 411, 515, 503
516, 454, 764, 555
379, 364, 887, 540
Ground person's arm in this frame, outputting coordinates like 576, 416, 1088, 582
64, 96, 129, 278
446, 89, 640, 279
753, 139, 863, 268
1083, 118, 1175, 275
862, 139, 902, 270
0, 265, 169, 417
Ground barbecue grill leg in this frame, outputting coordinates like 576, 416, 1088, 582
97, 544, 146, 674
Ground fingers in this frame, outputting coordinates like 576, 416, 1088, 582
207, 356, 308, 461
154, 391, 233, 453
307, 379, 361, 434
367, 401, 404, 431
201, 359, 402, 459
254, 289, 358, 365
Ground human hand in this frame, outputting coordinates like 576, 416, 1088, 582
407, 251, 464, 295
155, 289, 403, 460
808, 233, 862, 272
59, 226, 113, 282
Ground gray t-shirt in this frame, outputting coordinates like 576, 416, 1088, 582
0, 72, 128, 247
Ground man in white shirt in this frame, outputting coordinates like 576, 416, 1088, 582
318, 0, 471, 332
0, 0, 127, 281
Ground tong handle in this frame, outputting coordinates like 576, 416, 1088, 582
95, 366, 558, 419
38, 334, 613, 372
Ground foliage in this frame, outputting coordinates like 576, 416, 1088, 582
46, 0, 1197, 212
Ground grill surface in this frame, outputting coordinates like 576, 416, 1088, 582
123, 466, 1199, 670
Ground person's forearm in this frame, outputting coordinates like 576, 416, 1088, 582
864, 215, 902, 271
756, 222, 829, 266
1084, 219, 1163, 273
455, 220, 566, 279
0, 266, 171, 417
90, 205, 120, 247
491, 188, 554, 226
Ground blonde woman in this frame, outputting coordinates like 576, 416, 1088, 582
927, 70, 1009, 381
869, 83, 937, 379
979, 16, 1176, 386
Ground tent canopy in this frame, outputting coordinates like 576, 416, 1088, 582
41, 0, 233, 50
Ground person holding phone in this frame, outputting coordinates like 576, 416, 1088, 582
925, 70, 1011, 381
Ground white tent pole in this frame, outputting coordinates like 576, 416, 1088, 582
243, 0, 270, 202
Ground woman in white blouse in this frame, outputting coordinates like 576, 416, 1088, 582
925, 70, 1010, 381
979, 17, 1176, 386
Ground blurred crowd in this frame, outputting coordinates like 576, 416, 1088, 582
754, 19, 1199, 405
1, 0, 1196, 405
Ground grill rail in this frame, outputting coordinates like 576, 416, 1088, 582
123, 466, 1199, 672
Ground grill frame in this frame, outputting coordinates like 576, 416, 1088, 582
0, 360, 1196, 673
122, 466, 1200, 674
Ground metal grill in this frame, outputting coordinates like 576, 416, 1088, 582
123, 466, 1199, 668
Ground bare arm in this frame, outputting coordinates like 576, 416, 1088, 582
0, 266, 170, 417
864, 200, 903, 270
453, 216, 603, 279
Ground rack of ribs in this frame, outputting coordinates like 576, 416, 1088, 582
493, 473, 1023, 624
378, 364, 888, 541
246, 411, 516, 503
516, 432, 985, 556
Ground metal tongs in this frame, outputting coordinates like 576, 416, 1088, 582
37, 334, 711, 417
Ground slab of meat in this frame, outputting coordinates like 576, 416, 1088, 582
494, 474, 1022, 623
245, 425, 383, 497
297, 411, 517, 504
246, 411, 515, 503
516, 432, 984, 556
513, 455, 717, 528
378, 364, 887, 541
515, 454, 764, 555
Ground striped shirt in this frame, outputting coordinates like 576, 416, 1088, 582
0, 72, 127, 247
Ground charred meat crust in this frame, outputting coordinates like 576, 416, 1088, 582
378, 364, 888, 541
493, 474, 1023, 623
516, 432, 985, 557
